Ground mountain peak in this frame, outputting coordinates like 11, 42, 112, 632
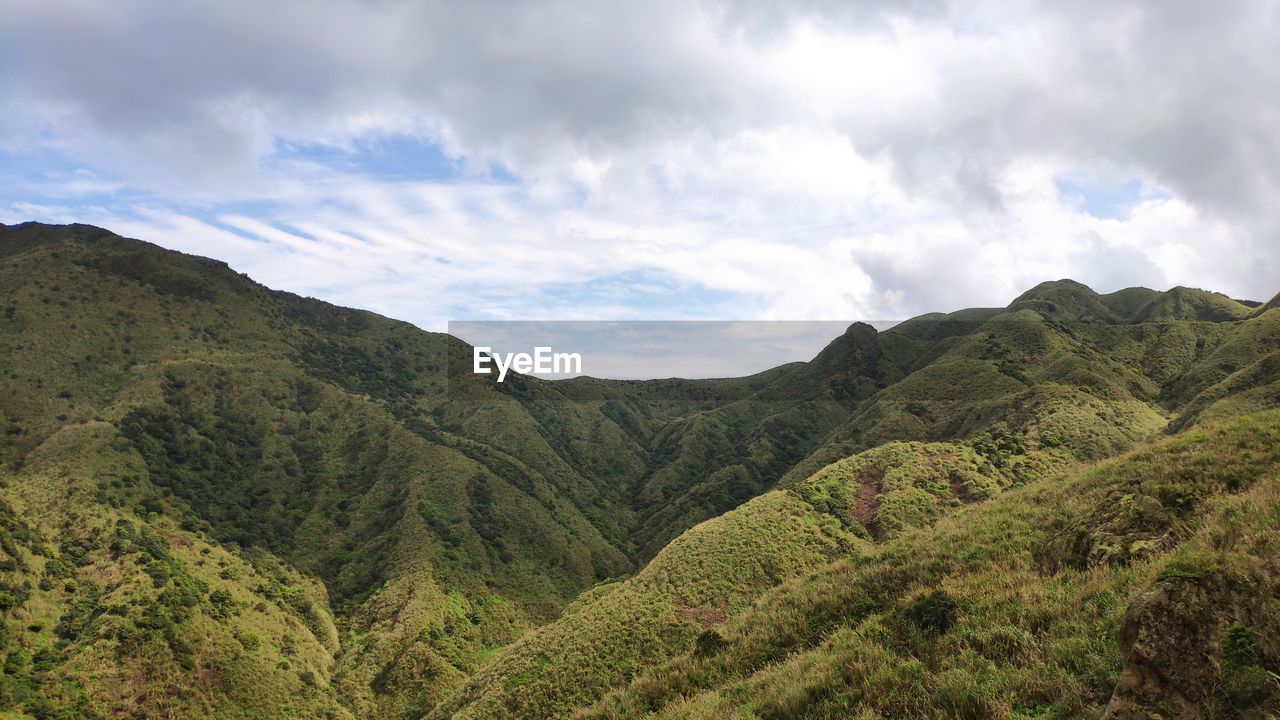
1007, 280, 1257, 323
1015, 278, 1098, 298
1131, 285, 1253, 322
1009, 279, 1117, 322
0, 220, 119, 259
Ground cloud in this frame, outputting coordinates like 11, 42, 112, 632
1, 0, 1277, 328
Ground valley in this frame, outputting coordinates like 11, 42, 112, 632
1, 222, 1278, 719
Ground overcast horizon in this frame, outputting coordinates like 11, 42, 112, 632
3, 1, 1278, 331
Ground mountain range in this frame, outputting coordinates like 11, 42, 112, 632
1, 221, 1278, 719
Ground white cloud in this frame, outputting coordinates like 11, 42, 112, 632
1, 0, 1277, 328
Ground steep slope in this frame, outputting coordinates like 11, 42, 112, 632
510, 410, 1280, 720
432, 437, 1056, 719
1254, 291, 1280, 317
430, 482, 864, 719
0, 222, 745, 717
784, 280, 1267, 483
1164, 306, 1280, 431
435, 281, 1280, 718
621, 321, 915, 559
0, 419, 349, 718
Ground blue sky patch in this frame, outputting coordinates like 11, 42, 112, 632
270, 133, 517, 183
1053, 173, 1170, 220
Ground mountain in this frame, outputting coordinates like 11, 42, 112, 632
0, 222, 1277, 719
0, 224, 606, 717
437, 283, 1280, 719
566, 409, 1280, 720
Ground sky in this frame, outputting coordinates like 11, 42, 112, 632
2, 0, 1278, 332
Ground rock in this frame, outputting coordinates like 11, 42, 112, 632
1036, 492, 1178, 573
1103, 571, 1280, 719
1103, 573, 1227, 719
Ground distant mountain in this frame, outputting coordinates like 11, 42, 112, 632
1, 222, 1277, 719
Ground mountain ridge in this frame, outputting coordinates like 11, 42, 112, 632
1, 222, 1278, 718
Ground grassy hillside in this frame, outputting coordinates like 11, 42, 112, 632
1, 222, 1276, 718
0, 420, 348, 719
432, 437, 1051, 719
452, 411, 1280, 719
782, 281, 1271, 484
430, 485, 865, 719
0, 223, 682, 718
427, 286, 1280, 717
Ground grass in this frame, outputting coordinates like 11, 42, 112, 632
429, 489, 866, 719
569, 410, 1280, 720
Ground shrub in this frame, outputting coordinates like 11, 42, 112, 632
904, 590, 958, 636
1223, 625, 1260, 667
694, 629, 727, 657
236, 631, 261, 651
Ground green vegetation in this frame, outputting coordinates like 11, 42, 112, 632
431, 486, 868, 719
566, 411, 1280, 720
1, 223, 1278, 718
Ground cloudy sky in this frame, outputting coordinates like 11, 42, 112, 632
2, 0, 1277, 329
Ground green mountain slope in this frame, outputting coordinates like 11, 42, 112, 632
1254, 291, 1280, 317
0, 225, 611, 716
620, 321, 911, 560
1, 222, 1277, 719
0, 222, 708, 717
783, 280, 1271, 484
454, 411, 1280, 719
426, 294, 1280, 715
588, 409, 1280, 719
431, 438, 1050, 719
